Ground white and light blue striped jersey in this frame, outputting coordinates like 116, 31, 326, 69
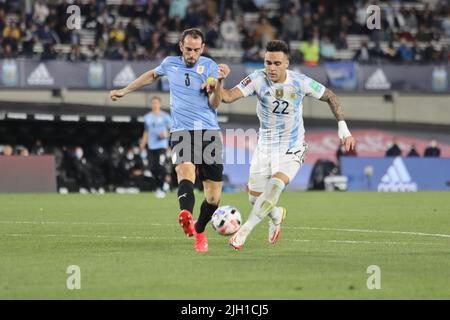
144, 111, 172, 150
237, 69, 326, 151
155, 56, 219, 132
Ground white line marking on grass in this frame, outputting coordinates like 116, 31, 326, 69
0, 233, 447, 247
0, 221, 173, 227
1, 221, 449, 239
285, 226, 450, 239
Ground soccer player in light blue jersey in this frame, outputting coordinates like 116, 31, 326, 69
140, 96, 172, 199
216, 40, 356, 250
111, 29, 226, 252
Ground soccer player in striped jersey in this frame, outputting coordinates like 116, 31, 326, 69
216, 40, 356, 250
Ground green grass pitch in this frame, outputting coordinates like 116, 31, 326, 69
0, 191, 449, 299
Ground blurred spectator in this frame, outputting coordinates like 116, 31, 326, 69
31, 140, 45, 155
33, 0, 49, 25
67, 44, 86, 62
205, 18, 220, 49
255, 16, 275, 49
407, 144, 420, 157
1, 145, 13, 156
37, 23, 60, 45
397, 38, 413, 63
184, 5, 201, 28
411, 40, 424, 63
424, 139, 441, 157
443, 11, 450, 37
97, 8, 115, 30
109, 22, 126, 45
71, 146, 95, 193
320, 36, 336, 61
299, 37, 319, 66
119, 147, 153, 192
2, 21, 20, 55
169, 0, 189, 20
335, 31, 348, 50
384, 41, 398, 62
281, 6, 302, 41
386, 139, 402, 157
353, 41, 371, 63
220, 9, 240, 50
17, 146, 29, 156
41, 42, 58, 60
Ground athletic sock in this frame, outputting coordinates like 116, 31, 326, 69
242, 178, 285, 231
195, 200, 218, 233
177, 179, 195, 213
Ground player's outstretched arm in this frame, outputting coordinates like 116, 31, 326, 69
207, 78, 223, 109
110, 70, 160, 101
221, 86, 244, 104
320, 88, 356, 151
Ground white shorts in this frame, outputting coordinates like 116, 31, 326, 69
248, 143, 308, 193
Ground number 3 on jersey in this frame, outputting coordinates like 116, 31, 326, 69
273, 100, 289, 114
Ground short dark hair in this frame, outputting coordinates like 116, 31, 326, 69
150, 96, 161, 102
266, 40, 290, 56
180, 28, 205, 44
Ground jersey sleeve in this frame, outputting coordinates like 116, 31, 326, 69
299, 75, 326, 99
236, 71, 258, 97
154, 57, 169, 76
207, 61, 219, 80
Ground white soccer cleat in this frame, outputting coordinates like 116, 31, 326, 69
268, 207, 286, 244
229, 227, 250, 250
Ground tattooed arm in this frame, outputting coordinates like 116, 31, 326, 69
319, 88, 345, 121
319, 88, 356, 151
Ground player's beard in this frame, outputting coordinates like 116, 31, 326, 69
184, 56, 197, 67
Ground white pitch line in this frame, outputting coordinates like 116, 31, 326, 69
285, 226, 450, 239
0, 220, 173, 227
0, 233, 447, 247
1, 220, 449, 239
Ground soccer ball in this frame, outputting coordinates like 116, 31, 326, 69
211, 205, 242, 236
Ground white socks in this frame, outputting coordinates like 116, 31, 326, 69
243, 178, 285, 233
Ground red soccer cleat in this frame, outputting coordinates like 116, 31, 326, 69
194, 225, 208, 252
178, 209, 194, 237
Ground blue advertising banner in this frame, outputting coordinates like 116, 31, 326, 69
325, 61, 357, 91
341, 157, 450, 191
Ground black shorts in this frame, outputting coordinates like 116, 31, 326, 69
148, 148, 167, 174
170, 130, 223, 182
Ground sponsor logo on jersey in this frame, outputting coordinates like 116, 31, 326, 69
378, 157, 417, 192
240, 76, 252, 87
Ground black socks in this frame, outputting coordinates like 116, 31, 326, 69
195, 200, 218, 234
177, 180, 195, 213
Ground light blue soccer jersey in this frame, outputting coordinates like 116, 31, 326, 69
144, 111, 172, 150
154, 56, 219, 131
237, 69, 326, 151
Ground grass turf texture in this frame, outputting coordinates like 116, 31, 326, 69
0, 192, 449, 299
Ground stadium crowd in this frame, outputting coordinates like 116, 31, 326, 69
0, 0, 448, 64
